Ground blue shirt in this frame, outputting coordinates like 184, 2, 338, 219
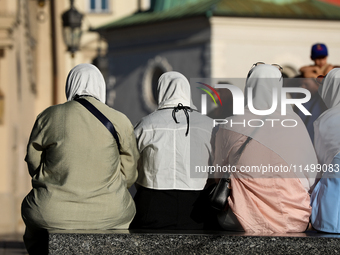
311, 153, 340, 233
294, 93, 327, 143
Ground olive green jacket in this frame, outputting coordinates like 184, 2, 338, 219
22, 97, 139, 230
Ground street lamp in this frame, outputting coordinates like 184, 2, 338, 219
37, 0, 46, 7
62, 0, 83, 58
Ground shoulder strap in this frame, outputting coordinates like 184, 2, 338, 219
74, 98, 121, 152
223, 136, 252, 179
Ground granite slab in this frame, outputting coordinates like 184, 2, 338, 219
48, 230, 340, 255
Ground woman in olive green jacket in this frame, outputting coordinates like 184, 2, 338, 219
21, 64, 139, 254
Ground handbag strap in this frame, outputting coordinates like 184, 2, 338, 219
223, 136, 253, 179
74, 97, 121, 152
234, 136, 253, 162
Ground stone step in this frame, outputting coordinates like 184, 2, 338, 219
48, 230, 340, 255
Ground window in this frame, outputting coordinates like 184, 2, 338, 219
150, 66, 164, 103
89, 0, 109, 13
142, 56, 172, 112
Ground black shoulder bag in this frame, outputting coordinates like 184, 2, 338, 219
74, 97, 121, 152
210, 136, 252, 211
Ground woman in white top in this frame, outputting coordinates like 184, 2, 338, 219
131, 71, 213, 229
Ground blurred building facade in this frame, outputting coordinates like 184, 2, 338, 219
0, 0, 144, 235
97, 0, 340, 125
1, 0, 340, 236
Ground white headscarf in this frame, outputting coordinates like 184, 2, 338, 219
157, 71, 196, 110
244, 64, 284, 111
65, 63, 106, 103
314, 68, 340, 165
221, 64, 318, 192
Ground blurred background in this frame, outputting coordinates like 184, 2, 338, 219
0, 0, 340, 236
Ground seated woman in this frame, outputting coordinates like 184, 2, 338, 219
213, 64, 319, 233
311, 68, 340, 233
21, 64, 139, 254
131, 71, 213, 229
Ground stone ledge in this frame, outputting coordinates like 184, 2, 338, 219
48, 230, 340, 255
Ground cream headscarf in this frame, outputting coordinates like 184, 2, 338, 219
314, 68, 340, 165
157, 71, 196, 110
220, 64, 318, 192
65, 63, 106, 103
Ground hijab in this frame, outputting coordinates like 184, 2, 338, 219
157, 71, 196, 110
65, 63, 106, 103
220, 64, 318, 191
244, 64, 284, 111
314, 68, 340, 165
156, 71, 197, 136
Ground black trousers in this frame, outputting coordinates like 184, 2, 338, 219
130, 186, 220, 230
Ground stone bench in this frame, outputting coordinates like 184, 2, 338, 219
48, 229, 340, 254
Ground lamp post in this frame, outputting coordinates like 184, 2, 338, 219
62, 0, 83, 58
37, 0, 46, 7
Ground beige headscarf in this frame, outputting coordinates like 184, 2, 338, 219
65, 63, 106, 103
220, 64, 318, 191
314, 68, 340, 165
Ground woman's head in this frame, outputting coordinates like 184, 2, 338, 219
318, 68, 340, 108
157, 71, 195, 109
245, 64, 283, 110
65, 64, 106, 103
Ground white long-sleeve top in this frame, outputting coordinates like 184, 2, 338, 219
134, 72, 213, 190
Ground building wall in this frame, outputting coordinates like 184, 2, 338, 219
0, 0, 140, 235
54, 0, 141, 105
0, 0, 38, 234
35, 0, 141, 106
77, 0, 142, 66
105, 14, 340, 124
104, 17, 211, 124
210, 17, 340, 83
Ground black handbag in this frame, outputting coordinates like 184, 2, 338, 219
210, 137, 252, 211
210, 175, 231, 211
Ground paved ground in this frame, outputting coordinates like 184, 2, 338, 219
0, 234, 27, 255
